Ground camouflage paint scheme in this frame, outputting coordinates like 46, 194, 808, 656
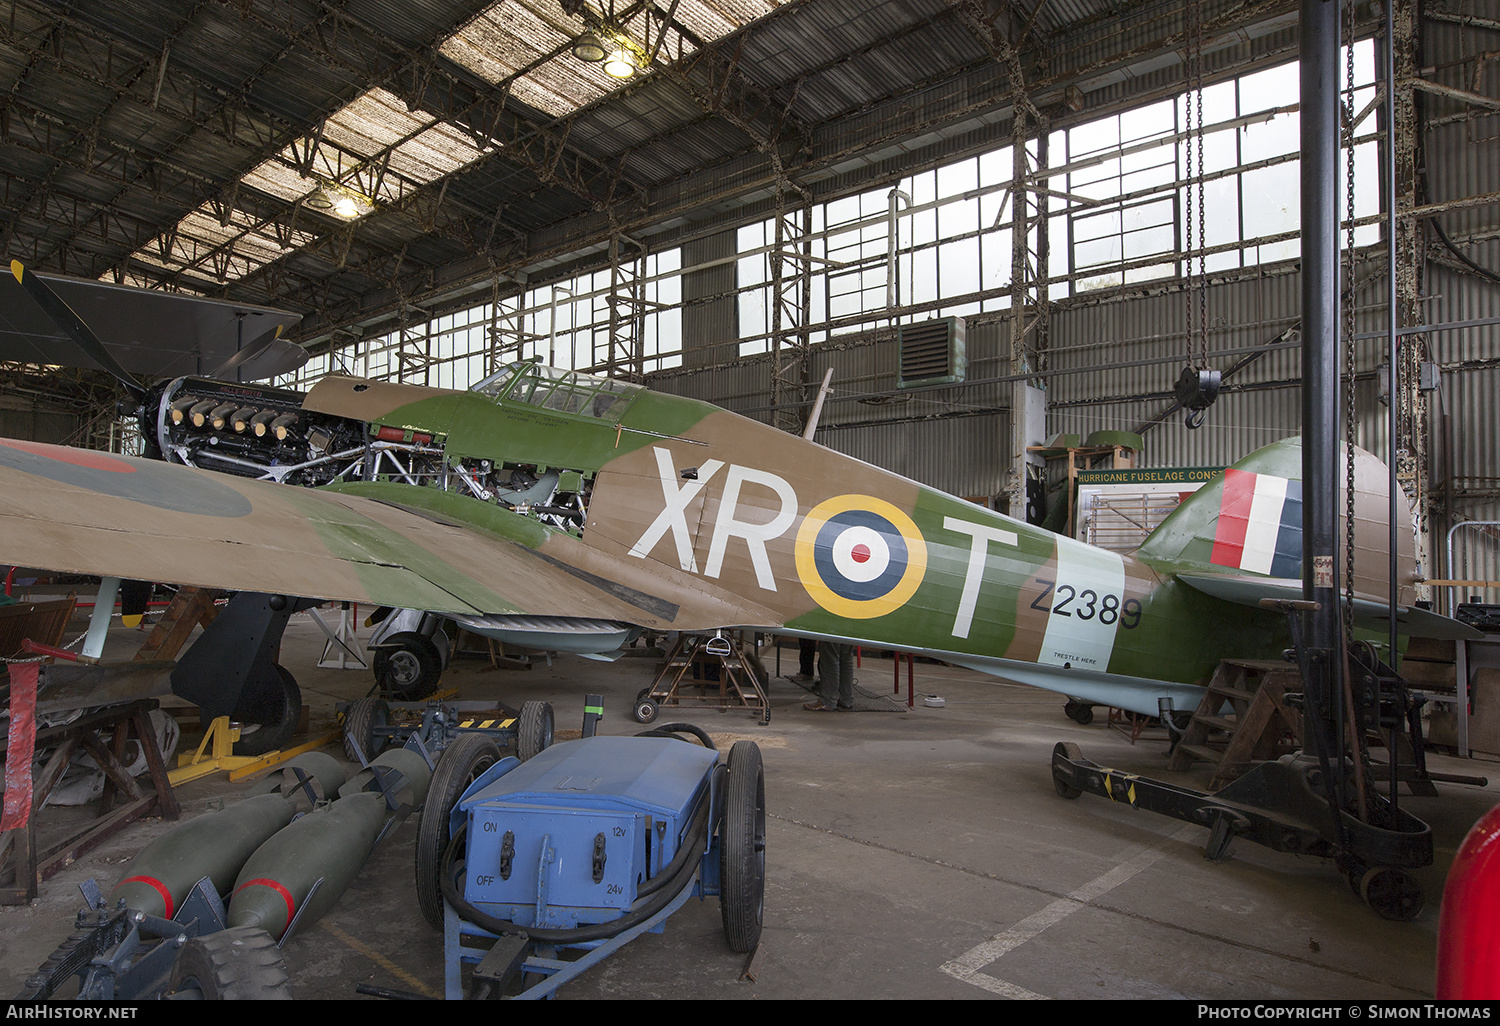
0, 364, 1448, 717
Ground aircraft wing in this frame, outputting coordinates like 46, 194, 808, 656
0, 271, 304, 382
0, 438, 780, 633
1176, 572, 1483, 641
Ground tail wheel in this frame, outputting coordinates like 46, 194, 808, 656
516, 701, 554, 762
415, 733, 503, 931
167, 926, 292, 999
232, 665, 301, 757
342, 697, 390, 765
719, 740, 766, 953
634, 697, 659, 724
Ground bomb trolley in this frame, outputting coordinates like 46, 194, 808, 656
340, 695, 555, 768
416, 726, 764, 999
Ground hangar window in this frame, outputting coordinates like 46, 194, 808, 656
282, 40, 1382, 398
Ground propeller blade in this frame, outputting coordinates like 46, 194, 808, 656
9, 260, 147, 401
209, 322, 284, 378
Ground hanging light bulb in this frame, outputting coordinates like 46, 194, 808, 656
602, 47, 637, 79
573, 31, 607, 63
332, 195, 362, 219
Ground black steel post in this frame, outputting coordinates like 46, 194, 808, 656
1299, 0, 1345, 805
1384, 0, 1402, 810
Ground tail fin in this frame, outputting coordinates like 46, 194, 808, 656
1137, 437, 1304, 575
1136, 436, 1418, 607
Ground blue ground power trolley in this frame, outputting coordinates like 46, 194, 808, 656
412, 723, 765, 999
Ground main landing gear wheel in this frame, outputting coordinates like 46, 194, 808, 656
415, 733, 502, 931
1359, 866, 1424, 922
342, 697, 390, 764
1052, 742, 1083, 799
719, 740, 766, 953
167, 926, 293, 999
374, 631, 442, 700
232, 664, 301, 757
516, 701, 554, 762
1063, 700, 1094, 726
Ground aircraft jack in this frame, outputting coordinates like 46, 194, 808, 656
1051, 602, 1436, 922
1050, 743, 1431, 920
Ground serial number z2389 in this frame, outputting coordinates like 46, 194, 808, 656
1029, 579, 1142, 629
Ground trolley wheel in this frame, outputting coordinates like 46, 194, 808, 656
415, 733, 503, 931
167, 925, 292, 999
516, 701, 554, 762
342, 697, 390, 765
373, 632, 442, 700
1360, 866, 1424, 922
1052, 741, 1083, 799
233, 664, 301, 757
634, 697, 659, 724
719, 740, 766, 953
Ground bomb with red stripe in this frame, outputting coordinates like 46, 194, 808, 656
107, 753, 347, 921
227, 747, 430, 941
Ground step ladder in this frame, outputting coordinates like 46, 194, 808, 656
132, 587, 220, 662
1167, 659, 1303, 790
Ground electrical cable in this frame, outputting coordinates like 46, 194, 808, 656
1429, 217, 1500, 285
437, 779, 712, 946
633, 722, 716, 750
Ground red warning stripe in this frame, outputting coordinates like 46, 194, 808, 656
0, 437, 134, 473
119, 875, 174, 918
233, 877, 295, 934
1, 662, 38, 831
1210, 468, 1257, 569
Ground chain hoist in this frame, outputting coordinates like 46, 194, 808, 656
1176, 4, 1221, 429
1342, 0, 1359, 631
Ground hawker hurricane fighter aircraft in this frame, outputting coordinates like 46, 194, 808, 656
0, 262, 1472, 741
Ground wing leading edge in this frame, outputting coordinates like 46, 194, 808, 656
0, 439, 780, 633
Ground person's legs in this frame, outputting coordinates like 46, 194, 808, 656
805, 641, 839, 709
836, 643, 855, 708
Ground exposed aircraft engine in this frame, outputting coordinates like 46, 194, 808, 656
150, 376, 365, 487
145, 374, 594, 534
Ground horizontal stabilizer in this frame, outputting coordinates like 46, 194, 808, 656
1178, 573, 1483, 641
947, 653, 1206, 720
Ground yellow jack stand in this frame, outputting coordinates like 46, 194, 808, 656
170, 716, 342, 786
170, 716, 260, 786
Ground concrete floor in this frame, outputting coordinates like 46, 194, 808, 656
3, 611, 1497, 1001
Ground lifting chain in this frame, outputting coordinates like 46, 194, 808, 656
1176, 4, 1220, 429
1343, 0, 1359, 631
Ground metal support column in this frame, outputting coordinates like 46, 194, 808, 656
1004, 109, 1049, 521
769, 183, 811, 435
604, 235, 647, 382
484, 273, 533, 377
1300, 0, 1347, 803
1386, 0, 1431, 573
